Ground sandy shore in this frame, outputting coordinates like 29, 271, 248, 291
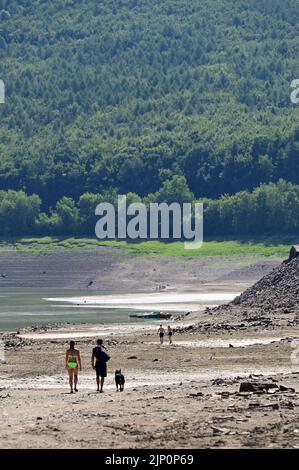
46, 291, 242, 313
1, 317, 299, 449
1, 249, 298, 448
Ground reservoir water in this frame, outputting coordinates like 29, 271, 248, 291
0, 288, 240, 331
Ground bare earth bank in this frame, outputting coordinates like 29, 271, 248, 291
0, 247, 281, 291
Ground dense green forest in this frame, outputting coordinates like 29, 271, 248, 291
1, 178, 299, 236
0, 0, 299, 237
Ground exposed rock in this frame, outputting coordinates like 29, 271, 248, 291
239, 382, 279, 393
212, 378, 226, 386
279, 385, 295, 392
231, 258, 299, 315
212, 427, 230, 436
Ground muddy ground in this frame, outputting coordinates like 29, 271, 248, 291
0, 321, 299, 449
0, 249, 298, 448
0, 247, 280, 291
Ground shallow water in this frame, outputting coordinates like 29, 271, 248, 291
0, 288, 240, 332
0, 288, 135, 331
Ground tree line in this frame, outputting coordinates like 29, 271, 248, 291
1, 177, 298, 238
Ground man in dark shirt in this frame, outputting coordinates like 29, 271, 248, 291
91, 338, 109, 393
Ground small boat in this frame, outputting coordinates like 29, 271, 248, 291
129, 311, 173, 320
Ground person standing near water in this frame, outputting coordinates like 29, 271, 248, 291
167, 325, 173, 344
158, 325, 165, 344
65, 341, 82, 394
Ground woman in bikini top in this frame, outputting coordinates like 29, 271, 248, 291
65, 340, 82, 393
66, 350, 79, 368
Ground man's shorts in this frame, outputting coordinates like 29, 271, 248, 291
96, 361, 107, 378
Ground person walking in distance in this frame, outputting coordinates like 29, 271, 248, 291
158, 324, 165, 344
92, 339, 110, 393
65, 341, 82, 394
167, 325, 173, 344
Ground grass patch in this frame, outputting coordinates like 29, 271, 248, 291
96, 239, 290, 257
0, 236, 291, 258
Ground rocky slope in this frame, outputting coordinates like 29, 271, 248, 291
232, 258, 299, 315
210, 257, 299, 323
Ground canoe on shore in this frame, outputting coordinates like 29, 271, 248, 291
129, 311, 173, 320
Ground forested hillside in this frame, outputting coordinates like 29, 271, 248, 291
0, 0, 299, 236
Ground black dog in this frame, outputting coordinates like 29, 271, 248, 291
115, 369, 125, 392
